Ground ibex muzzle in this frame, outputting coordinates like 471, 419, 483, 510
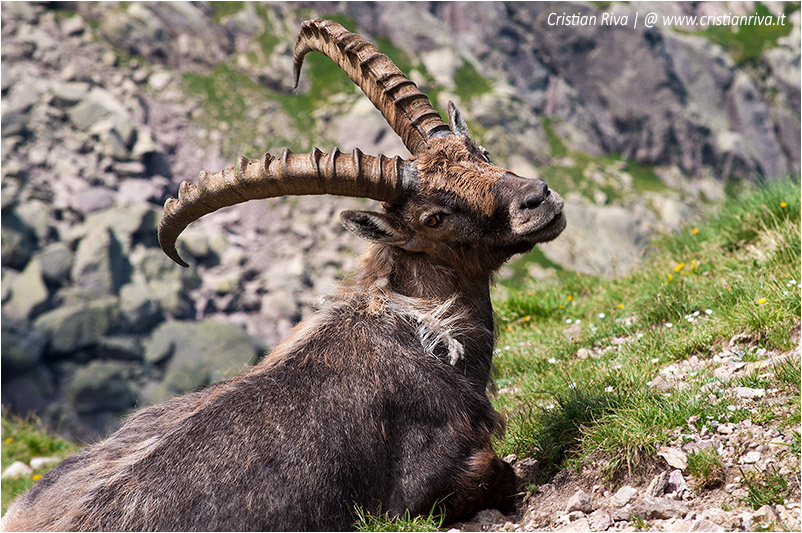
3, 19, 565, 531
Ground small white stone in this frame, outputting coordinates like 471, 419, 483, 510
1, 461, 34, 479
611, 485, 638, 507
29, 456, 61, 470
740, 451, 761, 464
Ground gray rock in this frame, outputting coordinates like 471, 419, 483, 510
565, 489, 593, 514
119, 280, 163, 333
555, 516, 590, 532
15, 199, 52, 243
647, 471, 669, 497
82, 205, 160, 252
2, 208, 37, 269
116, 176, 170, 206
59, 14, 86, 36
34, 297, 120, 355
1, 316, 47, 374
628, 495, 689, 520
733, 386, 765, 400
3, 257, 49, 320
611, 485, 638, 507
142, 320, 264, 404
66, 360, 138, 414
127, 246, 199, 318
71, 187, 116, 215
38, 241, 74, 285
51, 81, 90, 106
67, 87, 132, 136
98, 335, 144, 361
726, 71, 788, 180
112, 160, 146, 177
513, 457, 540, 484
657, 446, 687, 471
689, 518, 725, 532
71, 226, 131, 297
740, 451, 761, 464
464, 509, 506, 532
750, 505, 780, 529
1, 366, 54, 415
588, 509, 612, 531
665, 469, 687, 497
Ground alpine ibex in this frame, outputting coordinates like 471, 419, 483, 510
3, 19, 565, 531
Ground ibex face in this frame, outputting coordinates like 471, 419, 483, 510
342, 131, 565, 277
158, 19, 564, 279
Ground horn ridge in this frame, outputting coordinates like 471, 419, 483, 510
158, 148, 409, 267
294, 18, 450, 154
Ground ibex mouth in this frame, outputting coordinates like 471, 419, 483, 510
511, 190, 566, 242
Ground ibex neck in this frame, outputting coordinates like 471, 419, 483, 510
353, 244, 496, 391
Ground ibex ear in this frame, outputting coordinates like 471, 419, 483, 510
448, 101, 470, 136
340, 210, 407, 244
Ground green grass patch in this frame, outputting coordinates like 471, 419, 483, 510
694, 2, 797, 67
687, 448, 725, 490
740, 465, 792, 509
453, 60, 493, 104
493, 178, 801, 479
1, 413, 78, 515
353, 505, 444, 532
209, 1, 245, 23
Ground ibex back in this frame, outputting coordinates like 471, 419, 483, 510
3, 19, 565, 531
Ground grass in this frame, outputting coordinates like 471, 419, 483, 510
1, 413, 80, 514
686, 448, 725, 490
492, 178, 801, 481
693, 2, 798, 67
740, 465, 792, 510
353, 505, 445, 532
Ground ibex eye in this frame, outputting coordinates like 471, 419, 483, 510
422, 214, 443, 228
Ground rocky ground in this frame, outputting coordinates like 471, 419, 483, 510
1, 5, 799, 523
454, 335, 801, 532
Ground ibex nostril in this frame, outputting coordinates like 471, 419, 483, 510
521, 185, 550, 210
522, 195, 542, 209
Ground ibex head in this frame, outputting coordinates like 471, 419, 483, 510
158, 19, 565, 278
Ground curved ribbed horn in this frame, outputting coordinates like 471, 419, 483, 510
294, 18, 451, 155
159, 148, 410, 267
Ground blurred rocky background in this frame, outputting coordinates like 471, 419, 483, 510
1, 1, 799, 441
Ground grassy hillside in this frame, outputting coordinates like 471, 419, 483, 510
491, 178, 799, 479
2, 179, 799, 527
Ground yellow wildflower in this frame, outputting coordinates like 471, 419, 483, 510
32, 474, 42, 481
757, 298, 767, 305
567, 296, 573, 301
667, 273, 673, 281
524, 316, 531, 322
674, 262, 685, 272
617, 304, 624, 309
780, 202, 787, 208
692, 228, 699, 234
6, 437, 13, 443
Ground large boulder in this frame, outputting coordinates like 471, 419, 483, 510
1, 315, 47, 376
66, 360, 138, 414
33, 297, 121, 356
142, 319, 265, 404
70, 226, 131, 298
3, 257, 49, 321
